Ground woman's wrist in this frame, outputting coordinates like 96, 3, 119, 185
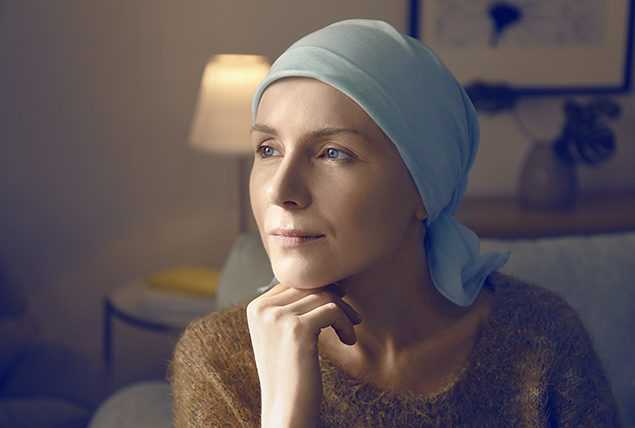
261, 394, 319, 428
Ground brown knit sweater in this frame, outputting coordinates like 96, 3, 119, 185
169, 272, 624, 427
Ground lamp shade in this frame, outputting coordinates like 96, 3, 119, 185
188, 54, 270, 154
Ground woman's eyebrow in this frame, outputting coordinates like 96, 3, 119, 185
309, 127, 363, 139
250, 124, 363, 139
251, 124, 278, 136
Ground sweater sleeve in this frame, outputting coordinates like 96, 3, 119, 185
169, 306, 262, 428
545, 304, 624, 428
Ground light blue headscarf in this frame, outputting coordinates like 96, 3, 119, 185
252, 19, 509, 306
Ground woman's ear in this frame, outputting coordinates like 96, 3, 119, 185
415, 200, 427, 221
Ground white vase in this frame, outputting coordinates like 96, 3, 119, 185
518, 142, 578, 209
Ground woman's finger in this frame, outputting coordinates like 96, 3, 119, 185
281, 288, 362, 327
259, 284, 361, 324
300, 302, 358, 346
326, 283, 347, 297
331, 293, 363, 326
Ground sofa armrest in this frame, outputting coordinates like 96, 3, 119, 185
1, 340, 107, 411
87, 381, 172, 428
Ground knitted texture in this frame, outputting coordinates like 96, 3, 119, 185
169, 272, 624, 427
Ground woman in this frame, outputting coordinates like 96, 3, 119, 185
170, 20, 623, 427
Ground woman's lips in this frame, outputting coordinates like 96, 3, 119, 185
269, 230, 324, 248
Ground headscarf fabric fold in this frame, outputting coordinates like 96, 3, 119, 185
252, 19, 508, 306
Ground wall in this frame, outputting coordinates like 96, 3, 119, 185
0, 0, 407, 388
472, 94, 635, 196
1, 1, 634, 387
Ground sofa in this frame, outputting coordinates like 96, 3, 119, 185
87, 231, 635, 427
0, 261, 107, 428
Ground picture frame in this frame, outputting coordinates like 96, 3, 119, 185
409, 0, 635, 95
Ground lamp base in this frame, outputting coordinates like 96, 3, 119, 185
237, 155, 256, 233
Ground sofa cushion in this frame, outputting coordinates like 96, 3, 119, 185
481, 231, 635, 425
216, 233, 273, 309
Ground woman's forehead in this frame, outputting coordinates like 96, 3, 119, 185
254, 79, 397, 153
256, 78, 380, 133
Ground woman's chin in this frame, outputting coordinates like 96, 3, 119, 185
272, 266, 335, 290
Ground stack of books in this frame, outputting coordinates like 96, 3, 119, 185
139, 266, 221, 323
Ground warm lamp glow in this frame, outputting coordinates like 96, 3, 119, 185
188, 54, 270, 154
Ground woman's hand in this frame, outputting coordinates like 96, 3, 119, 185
246, 283, 362, 428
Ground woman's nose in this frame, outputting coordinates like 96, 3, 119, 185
266, 157, 312, 209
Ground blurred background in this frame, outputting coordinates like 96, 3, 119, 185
1, 0, 634, 396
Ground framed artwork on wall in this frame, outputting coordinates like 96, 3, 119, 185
409, 0, 635, 95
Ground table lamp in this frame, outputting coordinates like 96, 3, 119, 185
188, 54, 270, 232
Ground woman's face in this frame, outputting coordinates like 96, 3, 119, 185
250, 78, 425, 289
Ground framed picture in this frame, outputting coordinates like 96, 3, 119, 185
409, 0, 635, 95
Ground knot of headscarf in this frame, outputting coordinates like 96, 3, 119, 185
252, 19, 509, 306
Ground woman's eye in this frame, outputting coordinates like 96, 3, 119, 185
257, 145, 281, 158
324, 148, 350, 160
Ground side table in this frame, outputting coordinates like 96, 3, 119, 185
103, 281, 217, 372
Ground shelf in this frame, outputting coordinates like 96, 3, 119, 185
454, 191, 635, 239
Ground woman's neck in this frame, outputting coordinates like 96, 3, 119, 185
317, 221, 493, 394
331, 218, 468, 346
336, 249, 470, 353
